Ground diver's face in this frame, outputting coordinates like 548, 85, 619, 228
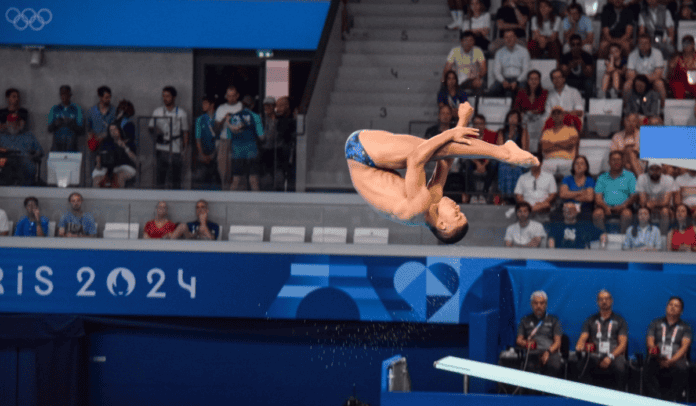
436, 197, 467, 235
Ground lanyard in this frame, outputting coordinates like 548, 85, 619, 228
596, 320, 613, 340
529, 319, 544, 338
661, 323, 679, 346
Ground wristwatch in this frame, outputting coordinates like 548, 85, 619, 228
607, 353, 615, 360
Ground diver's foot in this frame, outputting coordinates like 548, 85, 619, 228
456, 102, 474, 127
502, 140, 539, 168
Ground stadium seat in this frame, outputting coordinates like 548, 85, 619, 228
587, 98, 622, 138
605, 233, 625, 250
353, 227, 389, 244
578, 139, 612, 176
270, 226, 306, 243
312, 227, 348, 243
478, 97, 512, 132
7, 221, 13, 236
228, 226, 264, 242
48, 221, 56, 237
595, 59, 606, 95
530, 59, 556, 91
664, 99, 696, 125
103, 223, 139, 239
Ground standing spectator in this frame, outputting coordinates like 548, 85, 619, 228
149, 86, 189, 190
48, 85, 83, 152
504, 201, 547, 247
194, 96, 219, 190
610, 113, 642, 176
215, 86, 243, 189
559, 34, 595, 99
0, 122, 43, 186
675, 169, 696, 212
623, 207, 663, 250
115, 100, 136, 142
644, 297, 692, 402
143, 201, 178, 239
546, 69, 584, 121
460, 0, 491, 51
443, 32, 486, 97
593, 151, 637, 233
515, 153, 558, 217
0, 88, 29, 134
259, 97, 279, 190
514, 70, 548, 153
446, 0, 466, 30
562, 4, 594, 54
547, 201, 605, 248
86, 86, 116, 186
438, 71, 468, 123
92, 123, 137, 188
601, 43, 628, 99
529, 0, 561, 59
638, 0, 676, 59
168, 200, 220, 240
464, 113, 499, 202
540, 106, 578, 177
57, 192, 97, 238
226, 99, 263, 191
668, 204, 696, 251
668, 35, 696, 99
425, 106, 454, 139
14, 197, 49, 237
275, 96, 296, 191
489, 30, 530, 98
0, 205, 9, 236
625, 34, 667, 104
623, 75, 661, 120
497, 110, 530, 199
599, 0, 635, 59
560, 155, 596, 219
574, 290, 628, 391
637, 161, 677, 234
493, 0, 531, 52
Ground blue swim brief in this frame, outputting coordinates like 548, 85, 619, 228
345, 130, 376, 168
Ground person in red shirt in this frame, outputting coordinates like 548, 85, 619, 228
514, 70, 549, 153
143, 201, 178, 239
668, 204, 696, 251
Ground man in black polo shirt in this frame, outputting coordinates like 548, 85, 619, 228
644, 297, 693, 402
514, 291, 564, 377
575, 289, 628, 390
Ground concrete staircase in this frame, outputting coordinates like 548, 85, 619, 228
306, 0, 459, 190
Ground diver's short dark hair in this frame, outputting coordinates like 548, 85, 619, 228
429, 222, 469, 245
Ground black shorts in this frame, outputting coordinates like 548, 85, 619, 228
231, 157, 260, 176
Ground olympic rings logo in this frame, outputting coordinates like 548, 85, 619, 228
5, 7, 52, 31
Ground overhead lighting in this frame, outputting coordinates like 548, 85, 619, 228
257, 49, 273, 58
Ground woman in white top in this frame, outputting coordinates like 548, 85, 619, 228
529, 0, 561, 59
461, 0, 491, 51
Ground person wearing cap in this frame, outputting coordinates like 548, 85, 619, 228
48, 85, 84, 152
636, 161, 677, 234
644, 297, 692, 402
540, 106, 578, 178
547, 201, 605, 248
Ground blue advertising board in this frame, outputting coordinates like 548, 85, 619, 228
1, 0, 331, 49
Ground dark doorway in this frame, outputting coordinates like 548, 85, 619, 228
202, 64, 262, 114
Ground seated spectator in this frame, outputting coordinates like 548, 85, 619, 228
546, 68, 584, 121
0, 206, 8, 236
443, 32, 486, 97
0, 88, 29, 134
623, 207, 663, 250
515, 154, 558, 217
559, 155, 595, 219
48, 85, 83, 152
438, 71, 469, 123
529, 0, 561, 59
645, 297, 692, 402
93, 123, 137, 188
593, 151, 637, 233
680, 3, 696, 20
598, 0, 635, 59
625, 34, 667, 104
168, 200, 220, 240
547, 201, 605, 248
0, 149, 22, 186
675, 169, 696, 212
667, 204, 696, 251
562, 4, 594, 54
463, 113, 499, 203
14, 197, 49, 237
497, 110, 530, 198
638, 0, 675, 60
668, 35, 696, 99
637, 161, 677, 234
460, 0, 491, 51
610, 113, 642, 176
194, 95, 220, 190
143, 201, 178, 239
514, 70, 548, 153
574, 290, 628, 391
505, 201, 547, 247
602, 43, 628, 99
489, 30, 530, 98
446, 0, 465, 29
58, 192, 97, 238
492, 0, 530, 53
116, 99, 136, 141
0, 123, 43, 186
560, 34, 595, 99
623, 75, 660, 120
425, 106, 454, 139
540, 106, 579, 177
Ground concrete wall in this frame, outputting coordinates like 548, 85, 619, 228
0, 47, 194, 182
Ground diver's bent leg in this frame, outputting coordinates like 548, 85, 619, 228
431, 139, 538, 168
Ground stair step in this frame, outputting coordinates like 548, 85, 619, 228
345, 40, 453, 55
354, 15, 452, 29
338, 66, 441, 81
341, 53, 443, 69
350, 3, 447, 17
349, 28, 459, 42
330, 91, 434, 106
334, 78, 438, 93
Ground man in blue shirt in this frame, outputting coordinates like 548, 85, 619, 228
58, 192, 97, 238
194, 96, 219, 189
48, 85, 84, 152
593, 151, 637, 233
86, 86, 116, 186
547, 201, 605, 249
15, 196, 49, 237
168, 200, 220, 240
226, 100, 263, 191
